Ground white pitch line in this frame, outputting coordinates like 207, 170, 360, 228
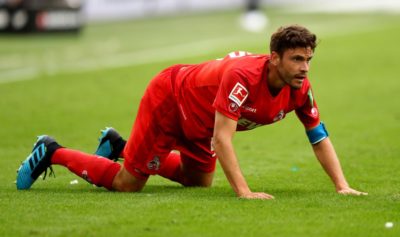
0, 67, 38, 84
0, 19, 395, 85
58, 37, 249, 73
0, 36, 252, 85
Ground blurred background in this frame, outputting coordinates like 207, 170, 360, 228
1, 0, 400, 85
2, 0, 400, 32
1, 3, 399, 236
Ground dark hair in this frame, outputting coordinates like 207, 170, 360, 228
269, 25, 317, 56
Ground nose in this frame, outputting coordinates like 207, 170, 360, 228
300, 61, 309, 72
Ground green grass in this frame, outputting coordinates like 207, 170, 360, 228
1, 8, 400, 237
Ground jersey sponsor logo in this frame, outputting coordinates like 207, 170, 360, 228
229, 82, 248, 106
238, 118, 263, 130
273, 110, 285, 122
243, 105, 257, 113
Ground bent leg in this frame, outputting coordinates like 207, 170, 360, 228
53, 148, 147, 192
168, 137, 216, 187
157, 152, 214, 187
52, 148, 120, 190
181, 163, 214, 187
112, 166, 148, 192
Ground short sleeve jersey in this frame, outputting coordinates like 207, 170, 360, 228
172, 52, 320, 140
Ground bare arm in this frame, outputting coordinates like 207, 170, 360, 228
212, 111, 274, 199
312, 137, 367, 195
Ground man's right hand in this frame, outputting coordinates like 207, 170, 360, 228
238, 191, 275, 200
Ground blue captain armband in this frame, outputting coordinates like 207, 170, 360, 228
306, 122, 329, 144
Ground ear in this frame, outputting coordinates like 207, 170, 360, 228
270, 51, 280, 66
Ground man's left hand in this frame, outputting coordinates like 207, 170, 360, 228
337, 187, 368, 196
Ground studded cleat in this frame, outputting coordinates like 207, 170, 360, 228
94, 127, 126, 161
16, 135, 62, 190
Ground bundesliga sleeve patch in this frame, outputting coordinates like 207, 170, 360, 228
228, 82, 249, 106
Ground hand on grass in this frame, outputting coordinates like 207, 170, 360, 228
337, 187, 368, 196
239, 192, 275, 200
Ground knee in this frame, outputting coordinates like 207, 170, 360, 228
181, 169, 214, 188
112, 167, 147, 192
112, 179, 143, 192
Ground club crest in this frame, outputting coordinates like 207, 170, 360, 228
147, 156, 161, 170
229, 102, 239, 113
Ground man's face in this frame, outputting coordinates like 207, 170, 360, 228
273, 47, 314, 89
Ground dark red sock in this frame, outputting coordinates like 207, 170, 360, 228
157, 152, 184, 184
52, 148, 120, 190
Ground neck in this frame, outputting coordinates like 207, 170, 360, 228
267, 63, 286, 97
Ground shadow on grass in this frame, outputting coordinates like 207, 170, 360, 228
6, 184, 236, 200
9, 184, 344, 200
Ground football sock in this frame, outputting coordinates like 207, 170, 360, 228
157, 152, 184, 184
51, 148, 121, 190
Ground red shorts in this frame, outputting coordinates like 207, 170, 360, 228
122, 66, 217, 180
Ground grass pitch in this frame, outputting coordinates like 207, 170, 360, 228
0, 9, 400, 237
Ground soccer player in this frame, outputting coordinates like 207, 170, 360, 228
16, 25, 367, 199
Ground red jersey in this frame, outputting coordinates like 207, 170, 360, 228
172, 51, 320, 140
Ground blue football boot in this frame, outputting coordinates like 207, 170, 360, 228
16, 135, 62, 190
94, 127, 126, 161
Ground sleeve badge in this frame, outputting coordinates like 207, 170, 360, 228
229, 82, 249, 106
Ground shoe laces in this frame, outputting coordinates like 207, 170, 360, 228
42, 166, 56, 180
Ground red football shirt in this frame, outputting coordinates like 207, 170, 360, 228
172, 51, 320, 140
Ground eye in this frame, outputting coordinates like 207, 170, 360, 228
293, 56, 303, 62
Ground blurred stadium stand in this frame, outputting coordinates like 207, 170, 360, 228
83, 0, 249, 23
1, 0, 399, 33
0, 0, 83, 32
83, 0, 400, 23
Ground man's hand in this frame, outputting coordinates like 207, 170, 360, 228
311, 138, 368, 197
337, 187, 368, 196
238, 192, 275, 200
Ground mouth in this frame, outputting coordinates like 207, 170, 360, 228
294, 74, 306, 80
291, 75, 306, 88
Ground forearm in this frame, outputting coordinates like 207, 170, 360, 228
312, 138, 349, 190
213, 138, 251, 196
212, 111, 273, 199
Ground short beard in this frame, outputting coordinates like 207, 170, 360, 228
277, 67, 302, 90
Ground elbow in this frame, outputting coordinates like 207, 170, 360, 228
211, 136, 223, 150
212, 133, 230, 152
